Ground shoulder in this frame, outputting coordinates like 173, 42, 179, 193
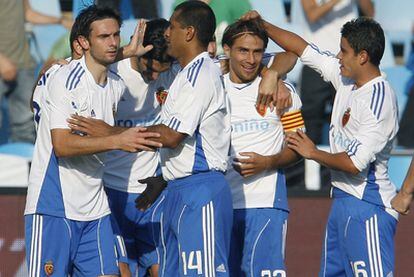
358, 79, 396, 120
54, 60, 87, 92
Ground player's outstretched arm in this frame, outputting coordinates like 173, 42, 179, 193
286, 129, 360, 175
391, 157, 414, 215
241, 10, 308, 57
51, 127, 162, 157
144, 124, 187, 149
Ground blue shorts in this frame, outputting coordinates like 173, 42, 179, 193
106, 187, 165, 276
25, 214, 118, 277
319, 189, 397, 277
159, 171, 233, 277
229, 208, 288, 277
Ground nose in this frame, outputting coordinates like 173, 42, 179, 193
246, 52, 255, 64
336, 51, 341, 60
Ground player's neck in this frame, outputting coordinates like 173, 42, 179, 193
354, 66, 381, 88
176, 45, 206, 68
84, 53, 108, 86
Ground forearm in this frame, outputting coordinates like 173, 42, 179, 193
268, 147, 301, 170
25, 9, 62, 25
262, 20, 308, 57
268, 52, 297, 78
309, 150, 359, 175
145, 124, 186, 148
302, 0, 340, 23
52, 129, 118, 157
358, 0, 374, 17
401, 158, 414, 194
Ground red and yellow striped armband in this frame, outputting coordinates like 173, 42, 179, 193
280, 110, 305, 132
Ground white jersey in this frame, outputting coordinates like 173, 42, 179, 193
32, 61, 69, 130
103, 59, 179, 193
224, 74, 303, 209
160, 52, 231, 181
25, 56, 125, 221
301, 44, 399, 218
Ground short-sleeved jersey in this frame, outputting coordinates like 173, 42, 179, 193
300, 44, 399, 218
159, 52, 231, 181
25, 56, 125, 221
103, 59, 179, 193
223, 74, 303, 209
32, 58, 73, 130
32, 64, 64, 130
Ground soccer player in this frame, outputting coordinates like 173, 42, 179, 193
68, 18, 179, 277
242, 11, 399, 277
140, 2, 232, 276
221, 19, 303, 276
24, 5, 161, 276
391, 156, 414, 215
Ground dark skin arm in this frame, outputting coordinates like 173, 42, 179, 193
145, 124, 187, 149
285, 130, 360, 175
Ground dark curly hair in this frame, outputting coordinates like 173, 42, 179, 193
142, 18, 172, 63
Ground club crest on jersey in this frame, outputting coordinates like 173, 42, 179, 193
256, 104, 266, 117
44, 260, 54, 276
156, 87, 168, 105
342, 108, 351, 126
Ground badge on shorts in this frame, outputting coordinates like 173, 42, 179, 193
342, 108, 351, 127
44, 260, 54, 276
156, 86, 168, 105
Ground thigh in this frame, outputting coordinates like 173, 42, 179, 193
25, 214, 71, 277
177, 188, 233, 277
240, 209, 288, 277
73, 215, 119, 277
319, 200, 347, 277
136, 192, 166, 276
344, 204, 397, 277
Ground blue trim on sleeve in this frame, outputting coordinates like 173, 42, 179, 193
186, 58, 204, 87
370, 82, 385, 119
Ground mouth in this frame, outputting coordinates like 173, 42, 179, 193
107, 50, 118, 57
241, 64, 257, 74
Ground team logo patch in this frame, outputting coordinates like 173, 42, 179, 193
342, 108, 351, 127
156, 87, 168, 105
256, 104, 266, 117
44, 260, 54, 276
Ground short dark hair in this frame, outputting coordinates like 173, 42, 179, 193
174, 1, 216, 48
222, 19, 268, 49
142, 18, 172, 63
75, 4, 122, 39
341, 17, 384, 66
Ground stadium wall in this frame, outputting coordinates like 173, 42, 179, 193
1, 194, 413, 276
